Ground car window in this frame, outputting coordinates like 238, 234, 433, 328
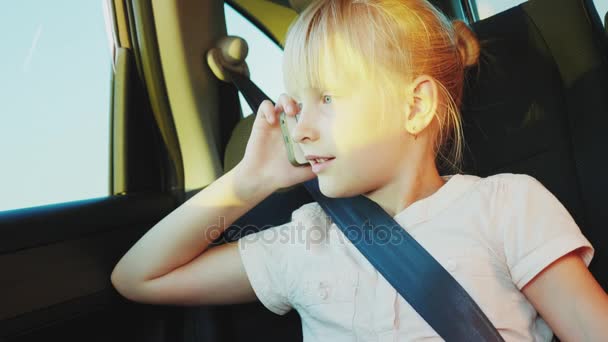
474, 0, 527, 20
592, 0, 607, 26
224, 3, 284, 117
475, 0, 607, 24
0, 1, 112, 212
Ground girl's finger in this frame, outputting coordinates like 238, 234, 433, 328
258, 100, 275, 124
278, 93, 298, 116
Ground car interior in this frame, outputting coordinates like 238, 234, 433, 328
1, 0, 606, 341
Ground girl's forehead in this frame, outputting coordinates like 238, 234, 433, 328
289, 81, 383, 101
293, 87, 321, 97
289, 87, 331, 101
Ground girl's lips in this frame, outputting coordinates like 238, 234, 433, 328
311, 157, 335, 173
305, 155, 335, 161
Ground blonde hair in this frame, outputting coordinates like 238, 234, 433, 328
283, 0, 480, 173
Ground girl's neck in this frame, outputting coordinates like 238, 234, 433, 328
363, 161, 447, 218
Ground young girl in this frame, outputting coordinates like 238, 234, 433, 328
111, 0, 608, 340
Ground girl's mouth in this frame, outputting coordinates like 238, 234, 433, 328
310, 157, 334, 164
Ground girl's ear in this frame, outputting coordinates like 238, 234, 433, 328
404, 75, 438, 137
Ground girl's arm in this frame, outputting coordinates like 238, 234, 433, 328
110, 95, 314, 306
522, 250, 608, 341
110, 164, 274, 305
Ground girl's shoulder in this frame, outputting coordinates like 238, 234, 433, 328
464, 172, 549, 199
289, 173, 546, 218
482, 172, 540, 184
287, 173, 553, 234
464, 172, 541, 187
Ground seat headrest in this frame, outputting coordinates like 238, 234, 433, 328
207, 36, 250, 82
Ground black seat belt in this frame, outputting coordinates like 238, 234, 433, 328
213, 48, 504, 341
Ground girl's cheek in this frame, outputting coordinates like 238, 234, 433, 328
332, 110, 379, 156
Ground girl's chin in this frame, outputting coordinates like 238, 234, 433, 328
317, 178, 341, 198
317, 177, 358, 198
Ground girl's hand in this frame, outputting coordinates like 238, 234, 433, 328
236, 94, 316, 192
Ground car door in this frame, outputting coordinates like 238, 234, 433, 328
0, 1, 184, 341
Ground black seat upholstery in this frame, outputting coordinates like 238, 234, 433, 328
210, 0, 607, 341
461, 0, 607, 290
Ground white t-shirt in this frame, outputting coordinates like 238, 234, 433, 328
237, 173, 594, 341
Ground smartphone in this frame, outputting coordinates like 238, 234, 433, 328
279, 111, 309, 166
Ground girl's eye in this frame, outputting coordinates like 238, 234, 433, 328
322, 95, 332, 104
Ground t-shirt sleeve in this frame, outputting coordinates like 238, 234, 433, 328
237, 223, 295, 315
501, 174, 594, 289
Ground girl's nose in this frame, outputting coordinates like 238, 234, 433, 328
291, 108, 319, 143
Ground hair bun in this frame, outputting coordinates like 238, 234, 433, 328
452, 20, 480, 67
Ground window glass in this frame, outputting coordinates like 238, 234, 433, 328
593, 0, 607, 26
475, 0, 526, 20
0, 1, 112, 212
224, 3, 285, 117
475, 0, 607, 24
